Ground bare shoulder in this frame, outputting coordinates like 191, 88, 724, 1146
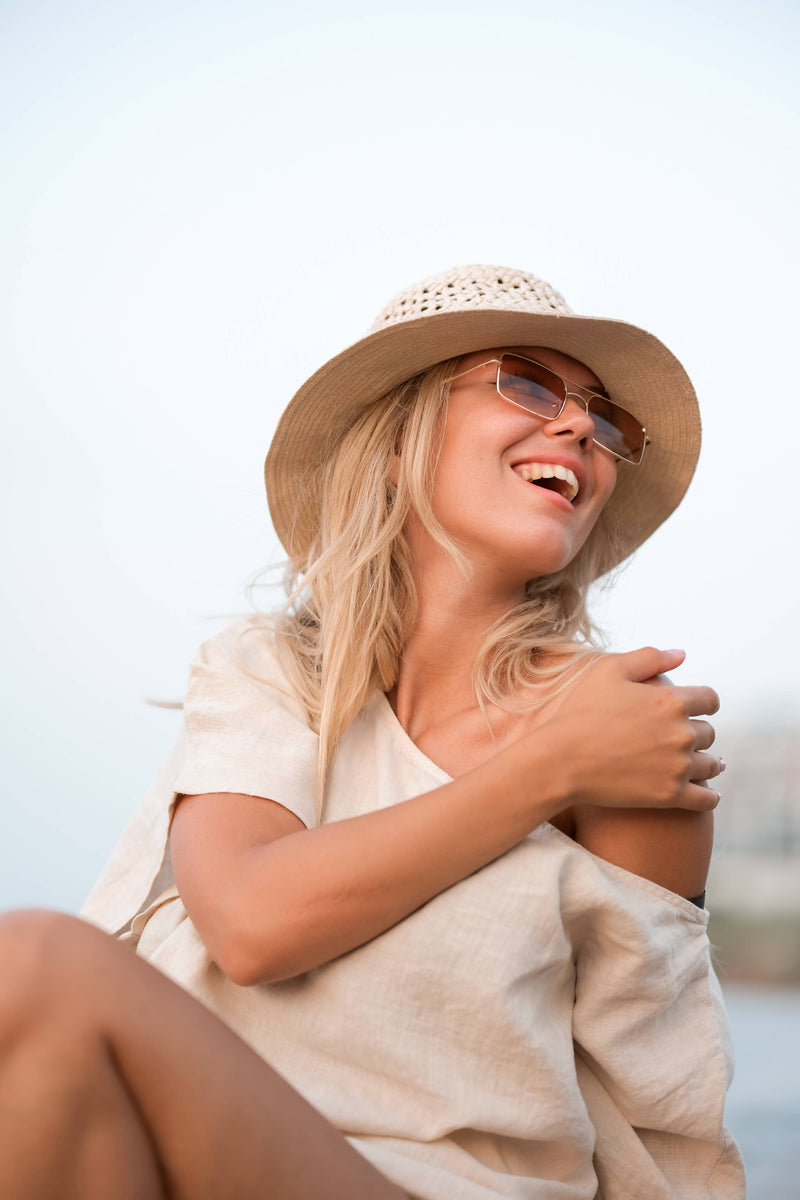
573, 803, 713, 900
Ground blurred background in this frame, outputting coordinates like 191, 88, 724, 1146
2, 0, 798, 1191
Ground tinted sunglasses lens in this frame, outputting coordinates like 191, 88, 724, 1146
497, 356, 564, 418
586, 396, 645, 463
496, 356, 646, 462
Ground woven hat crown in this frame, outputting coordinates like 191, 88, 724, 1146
370, 264, 573, 332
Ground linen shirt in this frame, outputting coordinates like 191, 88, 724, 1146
82, 616, 745, 1200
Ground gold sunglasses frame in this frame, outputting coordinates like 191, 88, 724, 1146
447, 355, 650, 465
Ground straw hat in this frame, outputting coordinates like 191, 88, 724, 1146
264, 264, 700, 573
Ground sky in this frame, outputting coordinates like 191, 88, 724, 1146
2, 0, 798, 912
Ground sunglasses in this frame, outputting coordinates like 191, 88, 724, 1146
448, 355, 649, 464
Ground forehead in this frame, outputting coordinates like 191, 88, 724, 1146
455, 345, 604, 390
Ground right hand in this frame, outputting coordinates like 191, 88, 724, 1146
538, 647, 722, 812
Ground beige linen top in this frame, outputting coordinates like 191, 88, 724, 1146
82, 617, 745, 1200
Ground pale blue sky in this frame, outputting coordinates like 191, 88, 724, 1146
2, 0, 798, 911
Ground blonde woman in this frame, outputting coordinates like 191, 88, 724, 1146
0, 266, 744, 1199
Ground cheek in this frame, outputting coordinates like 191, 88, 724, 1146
428, 440, 506, 542
429, 458, 482, 530
594, 456, 618, 508
573, 458, 617, 554
570, 455, 617, 554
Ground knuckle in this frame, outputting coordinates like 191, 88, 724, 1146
664, 689, 689, 719
655, 775, 682, 806
670, 726, 694, 754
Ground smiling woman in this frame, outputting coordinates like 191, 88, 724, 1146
0, 264, 744, 1199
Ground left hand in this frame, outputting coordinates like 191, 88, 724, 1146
643, 670, 725, 787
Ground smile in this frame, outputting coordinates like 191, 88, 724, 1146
513, 462, 580, 504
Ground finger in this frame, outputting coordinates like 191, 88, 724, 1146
679, 782, 721, 812
690, 719, 716, 751
618, 646, 686, 683
675, 684, 720, 717
640, 671, 675, 689
688, 750, 726, 782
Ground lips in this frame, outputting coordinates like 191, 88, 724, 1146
512, 461, 581, 504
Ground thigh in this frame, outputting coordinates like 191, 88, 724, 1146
2, 911, 409, 1200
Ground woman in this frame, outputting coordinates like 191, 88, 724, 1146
0, 265, 744, 1199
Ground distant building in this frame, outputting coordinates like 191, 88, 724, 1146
706, 722, 800, 982
713, 722, 800, 859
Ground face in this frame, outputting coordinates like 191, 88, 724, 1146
418, 345, 618, 593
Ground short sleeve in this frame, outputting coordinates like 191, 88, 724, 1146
81, 616, 319, 938
174, 616, 319, 830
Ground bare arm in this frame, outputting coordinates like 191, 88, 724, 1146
573, 805, 713, 900
171, 647, 722, 985
172, 734, 572, 986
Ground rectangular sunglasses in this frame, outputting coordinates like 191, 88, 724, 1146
450, 354, 649, 464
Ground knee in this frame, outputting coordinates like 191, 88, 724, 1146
0, 909, 113, 1040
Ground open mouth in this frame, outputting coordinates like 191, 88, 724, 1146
513, 462, 580, 504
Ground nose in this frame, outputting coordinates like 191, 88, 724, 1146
542, 394, 596, 449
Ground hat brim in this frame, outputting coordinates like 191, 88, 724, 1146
264, 307, 700, 575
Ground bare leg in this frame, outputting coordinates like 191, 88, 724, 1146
0, 910, 409, 1200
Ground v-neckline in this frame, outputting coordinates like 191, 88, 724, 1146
373, 690, 454, 785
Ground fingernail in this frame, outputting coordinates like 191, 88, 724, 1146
664, 648, 685, 656
720, 757, 727, 772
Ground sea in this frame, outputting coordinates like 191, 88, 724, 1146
722, 985, 800, 1199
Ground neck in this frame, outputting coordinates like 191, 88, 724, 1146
390, 550, 527, 741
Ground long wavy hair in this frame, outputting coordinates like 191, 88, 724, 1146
265, 356, 623, 815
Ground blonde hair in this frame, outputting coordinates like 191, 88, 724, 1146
268, 357, 623, 814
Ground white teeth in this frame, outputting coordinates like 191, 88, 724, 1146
515, 462, 580, 503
